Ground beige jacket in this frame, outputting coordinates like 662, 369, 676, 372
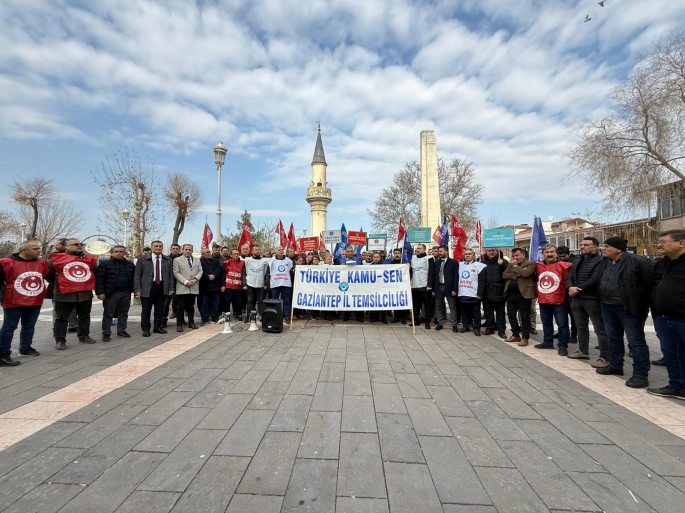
173, 255, 203, 295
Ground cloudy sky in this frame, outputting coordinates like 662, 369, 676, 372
1, 0, 684, 245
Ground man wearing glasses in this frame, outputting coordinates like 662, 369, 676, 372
48, 238, 97, 350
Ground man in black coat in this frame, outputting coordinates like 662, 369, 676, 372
428, 245, 460, 332
134, 240, 175, 337
566, 237, 608, 366
199, 248, 224, 324
595, 237, 654, 388
95, 245, 135, 341
482, 247, 508, 338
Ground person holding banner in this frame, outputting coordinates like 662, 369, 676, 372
266, 247, 294, 323
458, 249, 486, 336
410, 244, 433, 330
428, 245, 460, 332
369, 252, 389, 324
341, 246, 361, 265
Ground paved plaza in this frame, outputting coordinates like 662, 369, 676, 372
1, 303, 685, 512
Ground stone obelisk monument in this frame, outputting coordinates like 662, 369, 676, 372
420, 130, 441, 231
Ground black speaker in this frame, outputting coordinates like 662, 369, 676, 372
262, 299, 284, 333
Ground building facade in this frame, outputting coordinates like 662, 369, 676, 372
306, 124, 332, 237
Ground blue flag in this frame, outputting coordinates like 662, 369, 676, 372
440, 213, 449, 246
341, 223, 348, 244
530, 216, 548, 262
401, 234, 414, 263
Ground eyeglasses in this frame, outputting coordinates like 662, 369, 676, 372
69, 243, 83, 247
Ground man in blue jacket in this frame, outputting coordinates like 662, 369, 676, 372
427, 245, 460, 332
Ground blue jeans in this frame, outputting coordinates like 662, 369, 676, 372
539, 303, 569, 348
199, 291, 221, 322
0, 305, 42, 355
655, 316, 685, 393
271, 286, 291, 318
601, 303, 650, 377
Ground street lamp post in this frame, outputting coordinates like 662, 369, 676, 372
122, 209, 130, 251
213, 141, 227, 244
20, 223, 27, 241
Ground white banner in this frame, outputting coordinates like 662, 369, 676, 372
322, 230, 342, 244
293, 264, 412, 311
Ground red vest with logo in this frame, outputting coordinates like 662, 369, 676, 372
50, 252, 96, 294
0, 258, 49, 308
224, 259, 244, 290
536, 261, 572, 305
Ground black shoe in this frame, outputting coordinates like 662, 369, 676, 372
343, 314, 350, 322
474, 330, 481, 337
534, 343, 554, 349
530, 328, 538, 335
153, 328, 168, 334
67, 327, 77, 333
18, 347, 40, 357
570, 337, 577, 344
452, 326, 458, 333
558, 348, 568, 356
553, 332, 559, 339
596, 366, 624, 376
484, 329, 495, 335
201, 320, 211, 326
161, 320, 168, 328
56, 340, 67, 350
435, 325, 443, 331
142, 331, 151, 337
391, 318, 401, 324
285, 317, 291, 324
117, 331, 131, 338
652, 358, 666, 366
424, 323, 431, 330
648, 386, 685, 400
400, 318, 406, 325
78, 336, 96, 344
0, 354, 20, 366
498, 332, 507, 339
381, 317, 388, 325
102, 335, 111, 342
626, 376, 649, 388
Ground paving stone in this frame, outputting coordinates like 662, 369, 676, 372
167, 455, 249, 513
51, 424, 156, 484
598, 403, 685, 446
445, 417, 514, 468
389, 359, 416, 374
134, 407, 210, 452
419, 435, 492, 505
384, 461, 443, 513
228, 369, 271, 394
426, 385, 474, 417
129, 391, 197, 425
474, 467, 549, 513
218, 360, 254, 380
446, 375, 490, 401
338, 432, 386, 498
344, 371, 372, 396
441, 506, 498, 513
509, 366, 561, 390
60, 388, 139, 423
125, 378, 187, 405
567, 472, 657, 513
196, 393, 252, 430
463, 366, 505, 388
288, 370, 320, 395
53, 403, 147, 449
541, 389, 613, 422
282, 458, 337, 513
336, 497, 389, 513
581, 443, 685, 512
251, 353, 284, 371
403, 397, 451, 436
341, 395, 377, 433
483, 387, 543, 420
237, 431, 301, 495
115, 491, 181, 513
0, 447, 85, 507
174, 367, 224, 392
345, 355, 368, 371
225, 494, 283, 513
466, 400, 531, 441
319, 361, 346, 382
375, 412, 423, 463
2, 483, 84, 513
300, 354, 326, 370
214, 409, 274, 456
267, 361, 300, 382
394, 372, 432, 398
58, 451, 166, 513
247, 380, 289, 410
500, 440, 598, 511
532, 402, 609, 444
414, 364, 451, 386
371, 383, 407, 414
496, 375, 556, 404
269, 394, 313, 432
185, 378, 238, 408
311, 381, 344, 411
405, 350, 433, 366
299, 411, 341, 459
368, 363, 396, 383
666, 476, 685, 493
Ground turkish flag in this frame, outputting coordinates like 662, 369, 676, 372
287, 223, 299, 251
201, 223, 213, 250
319, 232, 326, 251
451, 216, 468, 261
432, 225, 441, 245
275, 220, 288, 248
238, 219, 253, 253
397, 218, 406, 247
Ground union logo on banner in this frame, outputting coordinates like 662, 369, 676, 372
63, 261, 92, 283
14, 271, 45, 296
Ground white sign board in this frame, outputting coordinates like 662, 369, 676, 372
322, 230, 342, 244
366, 237, 387, 251
293, 264, 412, 312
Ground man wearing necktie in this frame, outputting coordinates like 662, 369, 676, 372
172, 244, 203, 332
134, 240, 174, 337
427, 245, 460, 332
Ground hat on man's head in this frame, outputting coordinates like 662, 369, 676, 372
603, 237, 628, 252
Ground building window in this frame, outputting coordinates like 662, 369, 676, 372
661, 185, 685, 219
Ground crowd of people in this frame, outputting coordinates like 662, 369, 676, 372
0, 230, 684, 401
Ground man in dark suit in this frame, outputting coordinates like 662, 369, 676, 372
134, 240, 174, 337
199, 248, 224, 325
428, 245, 460, 332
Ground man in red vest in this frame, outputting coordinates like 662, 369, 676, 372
0, 241, 49, 365
534, 245, 573, 356
48, 238, 97, 350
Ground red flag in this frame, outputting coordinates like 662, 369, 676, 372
397, 218, 406, 247
475, 220, 484, 259
451, 216, 468, 261
287, 223, 299, 251
432, 225, 441, 245
201, 223, 213, 250
275, 220, 288, 247
238, 219, 253, 253
319, 232, 326, 251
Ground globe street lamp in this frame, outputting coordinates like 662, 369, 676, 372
213, 141, 227, 243
122, 209, 130, 251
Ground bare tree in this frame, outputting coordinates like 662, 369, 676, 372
485, 214, 501, 229
567, 31, 685, 217
164, 172, 202, 245
18, 199, 84, 257
0, 210, 21, 258
219, 212, 280, 252
92, 147, 162, 257
9, 177, 54, 239
369, 158, 484, 241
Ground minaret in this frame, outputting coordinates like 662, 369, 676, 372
306, 123, 332, 237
